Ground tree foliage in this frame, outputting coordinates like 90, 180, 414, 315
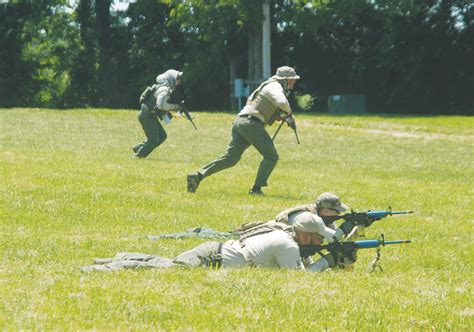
0, 0, 472, 114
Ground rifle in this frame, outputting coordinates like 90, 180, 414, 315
178, 101, 198, 130
286, 114, 300, 144
321, 207, 414, 228
299, 235, 411, 265
271, 113, 300, 144
168, 86, 197, 129
271, 119, 285, 141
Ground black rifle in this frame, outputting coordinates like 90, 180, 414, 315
178, 101, 198, 130
168, 85, 197, 129
272, 114, 300, 144
286, 114, 300, 144
272, 119, 285, 141
299, 236, 411, 258
321, 207, 414, 227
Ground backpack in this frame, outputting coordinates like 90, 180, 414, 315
139, 84, 157, 105
139, 84, 168, 119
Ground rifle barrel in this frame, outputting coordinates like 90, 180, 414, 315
179, 103, 198, 129
294, 129, 300, 144
390, 211, 414, 215
383, 240, 412, 245
354, 239, 411, 248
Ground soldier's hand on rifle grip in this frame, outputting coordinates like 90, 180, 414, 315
337, 249, 357, 268
322, 253, 338, 268
324, 245, 358, 269
339, 220, 357, 236
286, 115, 296, 128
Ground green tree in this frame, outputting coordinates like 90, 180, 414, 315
274, 0, 474, 114
0, 0, 78, 107
0, 1, 34, 107
126, 2, 183, 83
65, 0, 98, 107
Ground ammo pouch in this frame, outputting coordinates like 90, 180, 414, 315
151, 108, 168, 120
205, 243, 223, 269
139, 84, 170, 120
142, 104, 168, 120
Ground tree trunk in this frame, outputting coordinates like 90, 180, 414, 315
96, 0, 112, 106
247, 23, 263, 92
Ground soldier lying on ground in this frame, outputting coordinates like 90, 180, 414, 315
276, 192, 350, 231
81, 212, 356, 273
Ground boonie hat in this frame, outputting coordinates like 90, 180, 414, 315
315, 192, 349, 213
273, 66, 300, 80
293, 212, 336, 240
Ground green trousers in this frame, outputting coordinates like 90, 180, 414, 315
135, 105, 167, 158
198, 115, 279, 187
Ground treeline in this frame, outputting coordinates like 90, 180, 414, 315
0, 0, 473, 114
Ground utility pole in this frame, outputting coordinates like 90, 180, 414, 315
262, 0, 271, 79
233, 0, 272, 109
247, 0, 271, 91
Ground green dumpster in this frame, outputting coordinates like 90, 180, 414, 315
328, 94, 367, 114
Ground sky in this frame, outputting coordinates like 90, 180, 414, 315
112, 0, 136, 12
65, 0, 136, 13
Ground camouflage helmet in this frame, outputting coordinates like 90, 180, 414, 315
315, 192, 349, 213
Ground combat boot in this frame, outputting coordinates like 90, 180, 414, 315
187, 173, 201, 193
248, 188, 264, 196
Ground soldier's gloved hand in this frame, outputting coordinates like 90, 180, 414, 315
323, 247, 358, 269
301, 255, 314, 267
322, 253, 338, 268
275, 114, 286, 122
339, 220, 357, 236
286, 116, 296, 130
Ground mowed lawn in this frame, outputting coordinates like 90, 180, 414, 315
1, 108, 473, 330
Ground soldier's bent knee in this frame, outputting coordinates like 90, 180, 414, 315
150, 137, 161, 147
267, 151, 279, 163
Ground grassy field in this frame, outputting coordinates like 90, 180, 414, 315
1, 108, 473, 330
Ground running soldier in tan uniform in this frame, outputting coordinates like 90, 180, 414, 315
187, 66, 300, 195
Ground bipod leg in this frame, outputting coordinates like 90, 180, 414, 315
370, 234, 385, 272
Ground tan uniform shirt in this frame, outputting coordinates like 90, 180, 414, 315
238, 80, 291, 124
221, 230, 303, 269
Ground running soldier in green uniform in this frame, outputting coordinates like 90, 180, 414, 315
187, 66, 300, 195
133, 69, 182, 158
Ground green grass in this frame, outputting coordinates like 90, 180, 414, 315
1, 108, 473, 330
